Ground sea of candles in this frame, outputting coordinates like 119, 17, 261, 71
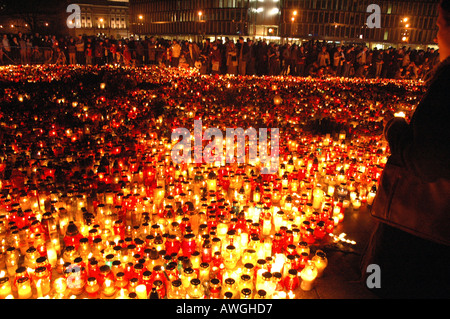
0, 64, 426, 299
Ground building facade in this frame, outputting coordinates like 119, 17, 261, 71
280, 0, 439, 49
129, 0, 439, 48
67, 0, 130, 39
129, 0, 249, 42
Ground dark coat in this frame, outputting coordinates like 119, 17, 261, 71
360, 58, 450, 298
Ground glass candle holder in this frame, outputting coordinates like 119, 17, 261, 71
135, 284, 147, 299
238, 274, 253, 291
254, 289, 267, 299
223, 245, 239, 270
199, 262, 210, 283
181, 267, 196, 290
311, 250, 328, 278
300, 261, 318, 291
222, 277, 237, 299
85, 277, 100, 298
33, 266, 51, 297
52, 277, 67, 298
0, 277, 12, 299
208, 278, 221, 299
187, 278, 204, 299
17, 277, 32, 299
240, 287, 253, 299
181, 234, 197, 257
167, 279, 185, 299
284, 269, 299, 291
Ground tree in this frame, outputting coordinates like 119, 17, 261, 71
0, 0, 66, 34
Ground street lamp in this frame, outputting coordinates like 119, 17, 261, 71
138, 15, 143, 37
198, 11, 203, 40
400, 17, 410, 44
291, 10, 298, 38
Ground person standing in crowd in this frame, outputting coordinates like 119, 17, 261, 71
147, 36, 158, 65
381, 47, 393, 78
210, 43, 222, 75
104, 38, 112, 64
135, 40, 144, 66
123, 44, 132, 66
269, 43, 281, 75
19, 34, 27, 65
342, 46, 355, 77
4, 35, 12, 62
94, 40, 104, 66
361, 0, 450, 298
42, 35, 52, 63
256, 40, 269, 76
333, 46, 344, 77
246, 39, 256, 76
237, 37, 249, 76
67, 37, 77, 65
85, 42, 93, 65
26, 36, 33, 64
355, 46, 368, 77
75, 35, 85, 65
11, 36, 20, 63
0, 39, 3, 65
200, 38, 212, 74
186, 42, 200, 68
289, 44, 299, 76
225, 40, 237, 75
170, 39, 181, 68
281, 43, 292, 75
374, 48, 384, 78
317, 45, 330, 68
296, 45, 307, 77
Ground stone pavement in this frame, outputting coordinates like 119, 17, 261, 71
299, 204, 379, 299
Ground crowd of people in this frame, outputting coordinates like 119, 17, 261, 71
0, 32, 441, 80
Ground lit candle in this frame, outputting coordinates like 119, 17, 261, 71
327, 185, 335, 196
272, 291, 287, 299
352, 198, 362, 210
35, 279, 43, 298
311, 250, 328, 278
217, 223, 228, 240
103, 279, 116, 297
135, 284, 147, 299
312, 187, 324, 210
199, 262, 210, 283
47, 245, 58, 268
17, 277, 33, 299
300, 261, 318, 291
0, 276, 12, 299
53, 277, 67, 296
85, 277, 100, 299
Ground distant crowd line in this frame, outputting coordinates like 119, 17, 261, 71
0, 32, 441, 80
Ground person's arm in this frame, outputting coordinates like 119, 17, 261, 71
384, 66, 450, 181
